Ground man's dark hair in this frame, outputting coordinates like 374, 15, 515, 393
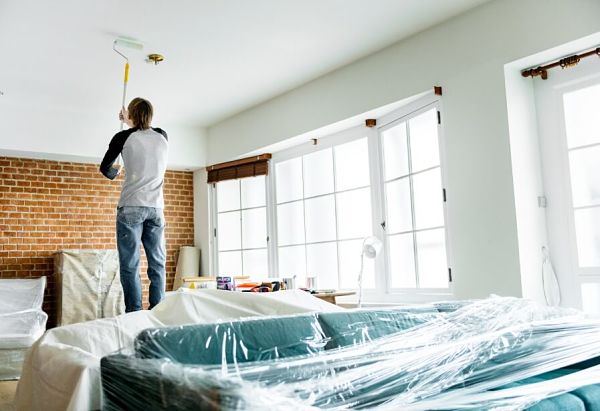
128, 97, 153, 129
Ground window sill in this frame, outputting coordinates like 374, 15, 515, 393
334, 289, 454, 307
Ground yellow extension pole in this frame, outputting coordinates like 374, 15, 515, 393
113, 37, 143, 168
120, 62, 130, 131
115, 62, 130, 166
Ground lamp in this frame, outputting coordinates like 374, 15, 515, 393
358, 236, 382, 308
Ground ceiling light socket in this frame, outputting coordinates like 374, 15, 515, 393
147, 54, 165, 65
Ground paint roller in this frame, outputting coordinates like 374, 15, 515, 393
112, 37, 144, 130
111, 37, 143, 167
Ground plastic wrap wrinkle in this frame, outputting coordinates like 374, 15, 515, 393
102, 297, 600, 410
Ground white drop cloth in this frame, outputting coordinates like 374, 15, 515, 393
15, 289, 341, 411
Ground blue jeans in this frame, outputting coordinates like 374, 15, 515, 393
116, 206, 166, 312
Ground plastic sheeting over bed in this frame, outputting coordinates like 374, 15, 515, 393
101, 297, 600, 410
15, 288, 343, 411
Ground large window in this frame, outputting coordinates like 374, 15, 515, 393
533, 56, 600, 313
210, 95, 449, 300
214, 176, 269, 277
561, 82, 600, 312
564, 83, 600, 268
380, 107, 448, 289
274, 137, 375, 290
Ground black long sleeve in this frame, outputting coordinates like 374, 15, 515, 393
99, 129, 134, 179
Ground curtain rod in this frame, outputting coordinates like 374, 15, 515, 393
521, 46, 600, 80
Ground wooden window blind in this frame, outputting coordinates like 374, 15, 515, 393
206, 154, 271, 183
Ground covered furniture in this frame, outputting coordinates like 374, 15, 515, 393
15, 288, 341, 411
101, 298, 600, 410
0, 277, 47, 380
54, 249, 124, 325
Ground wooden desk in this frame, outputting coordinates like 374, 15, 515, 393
313, 291, 356, 305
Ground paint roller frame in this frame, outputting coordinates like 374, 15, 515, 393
112, 37, 144, 167
113, 38, 144, 128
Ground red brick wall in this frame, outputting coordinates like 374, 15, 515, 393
0, 157, 194, 327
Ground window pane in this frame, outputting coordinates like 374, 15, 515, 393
219, 251, 242, 275
563, 83, 600, 148
569, 145, 600, 207
409, 108, 440, 172
217, 211, 241, 251
338, 239, 375, 289
217, 179, 240, 212
241, 176, 266, 208
303, 148, 334, 198
334, 137, 370, 191
382, 122, 409, 181
243, 249, 268, 277
336, 187, 372, 240
574, 207, 600, 267
277, 201, 305, 246
305, 195, 336, 243
413, 168, 444, 230
389, 233, 416, 288
242, 208, 267, 249
581, 283, 600, 314
279, 245, 306, 286
276, 158, 303, 203
306, 242, 338, 290
416, 228, 448, 288
385, 178, 412, 234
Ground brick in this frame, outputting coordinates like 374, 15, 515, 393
0, 156, 194, 328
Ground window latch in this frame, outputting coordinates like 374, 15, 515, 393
381, 221, 386, 230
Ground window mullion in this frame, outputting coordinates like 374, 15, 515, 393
301, 157, 308, 285
331, 146, 342, 290
210, 183, 218, 276
369, 127, 387, 296
266, 169, 278, 278
406, 121, 420, 288
238, 182, 244, 276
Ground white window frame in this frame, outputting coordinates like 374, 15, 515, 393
269, 125, 377, 289
374, 96, 453, 303
534, 60, 600, 310
556, 77, 600, 279
209, 93, 452, 303
209, 177, 272, 277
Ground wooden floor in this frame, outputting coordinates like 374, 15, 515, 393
0, 381, 17, 411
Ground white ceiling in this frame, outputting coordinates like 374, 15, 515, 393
0, 0, 490, 166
